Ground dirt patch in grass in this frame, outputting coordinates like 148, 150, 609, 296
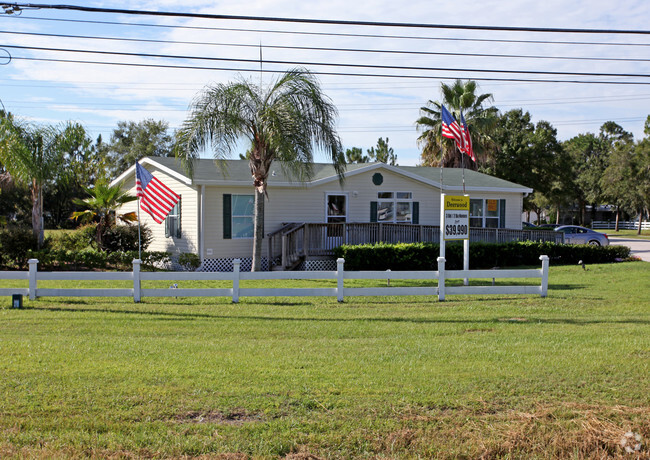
382, 402, 649, 459
177, 409, 263, 425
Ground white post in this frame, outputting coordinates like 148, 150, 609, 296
28, 258, 38, 301
232, 259, 241, 303
437, 256, 446, 301
336, 258, 345, 303
463, 238, 470, 286
539, 255, 549, 298
133, 259, 141, 303
439, 193, 446, 259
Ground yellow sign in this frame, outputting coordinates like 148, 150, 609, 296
487, 199, 498, 212
444, 195, 470, 211
443, 195, 470, 240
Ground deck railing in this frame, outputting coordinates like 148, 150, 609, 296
268, 223, 563, 271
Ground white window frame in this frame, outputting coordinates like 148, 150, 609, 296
325, 193, 348, 223
165, 199, 181, 238
232, 194, 255, 239
377, 191, 413, 223
470, 198, 501, 228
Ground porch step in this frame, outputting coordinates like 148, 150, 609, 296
271, 256, 305, 271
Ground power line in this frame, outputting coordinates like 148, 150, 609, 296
5, 45, 650, 79
4, 2, 650, 35
6, 14, 650, 47
3, 30, 650, 63
10, 55, 650, 85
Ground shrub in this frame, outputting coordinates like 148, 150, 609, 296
178, 252, 201, 271
48, 225, 95, 251
334, 241, 631, 271
0, 227, 39, 269
101, 224, 152, 252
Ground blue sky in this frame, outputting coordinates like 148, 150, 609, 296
1, 0, 649, 166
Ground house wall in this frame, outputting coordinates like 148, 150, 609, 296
118, 166, 199, 257
202, 169, 525, 260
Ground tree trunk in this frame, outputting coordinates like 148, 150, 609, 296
555, 204, 560, 225
638, 210, 643, 236
31, 180, 44, 249
615, 206, 620, 232
251, 189, 265, 271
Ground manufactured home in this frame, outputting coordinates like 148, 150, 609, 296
112, 157, 535, 270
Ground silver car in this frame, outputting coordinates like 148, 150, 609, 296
554, 225, 609, 246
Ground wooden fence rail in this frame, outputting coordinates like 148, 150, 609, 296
1, 256, 549, 303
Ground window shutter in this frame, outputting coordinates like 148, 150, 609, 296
412, 202, 419, 225
370, 201, 378, 222
499, 199, 506, 228
223, 194, 232, 239
165, 215, 170, 238
176, 198, 182, 238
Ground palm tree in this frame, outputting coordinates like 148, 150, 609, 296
71, 181, 137, 249
0, 112, 64, 247
416, 80, 499, 169
176, 68, 345, 271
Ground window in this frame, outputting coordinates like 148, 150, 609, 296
231, 195, 254, 239
326, 194, 347, 223
165, 199, 181, 238
377, 192, 413, 223
470, 198, 505, 228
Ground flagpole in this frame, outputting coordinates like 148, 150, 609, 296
135, 161, 142, 261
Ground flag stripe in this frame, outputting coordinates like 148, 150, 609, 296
135, 161, 180, 224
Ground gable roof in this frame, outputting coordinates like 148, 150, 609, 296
112, 157, 533, 194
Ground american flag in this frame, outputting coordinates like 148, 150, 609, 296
460, 113, 476, 162
441, 105, 463, 146
135, 161, 180, 224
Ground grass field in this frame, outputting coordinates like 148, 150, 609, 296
596, 229, 650, 239
1, 262, 649, 459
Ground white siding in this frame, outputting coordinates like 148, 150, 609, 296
117, 167, 199, 256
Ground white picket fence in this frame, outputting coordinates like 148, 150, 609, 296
592, 220, 650, 230
1, 256, 549, 303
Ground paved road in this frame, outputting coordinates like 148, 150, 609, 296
608, 237, 650, 262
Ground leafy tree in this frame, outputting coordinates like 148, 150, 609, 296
631, 116, 650, 234
71, 181, 137, 250
416, 80, 498, 168
345, 147, 369, 164
0, 112, 67, 247
563, 122, 631, 225
367, 137, 397, 165
105, 119, 174, 175
487, 110, 564, 221
600, 135, 636, 231
44, 123, 107, 228
176, 68, 345, 271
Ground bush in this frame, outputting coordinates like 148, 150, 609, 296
48, 225, 96, 251
334, 241, 631, 271
178, 252, 201, 271
0, 227, 39, 269
101, 224, 152, 252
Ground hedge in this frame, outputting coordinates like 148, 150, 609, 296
333, 241, 632, 271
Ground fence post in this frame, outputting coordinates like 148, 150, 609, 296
232, 258, 240, 303
133, 259, 141, 302
28, 258, 38, 301
437, 256, 446, 301
539, 255, 549, 298
337, 258, 345, 303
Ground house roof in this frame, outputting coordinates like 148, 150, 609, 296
112, 157, 533, 194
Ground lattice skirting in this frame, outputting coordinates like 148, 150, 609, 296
298, 259, 337, 271
198, 257, 269, 272
196, 257, 336, 272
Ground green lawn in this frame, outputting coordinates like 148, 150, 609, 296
596, 228, 650, 239
1, 262, 649, 459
